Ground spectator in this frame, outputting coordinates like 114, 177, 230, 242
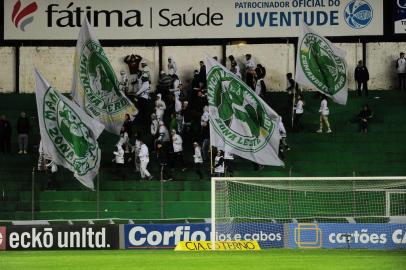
317, 95, 332, 133
157, 71, 172, 102
123, 113, 132, 137
135, 61, 152, 122
224, 150, 234, 177
156, 140, 172, 181
255, 71, 266, 97
358, 104, 373, 133
167, 56, 178, 75
171, 130, 186, 171
286, 73, 298, 110
200, 106, 210, 161
245, 54, 256, 90
278, 117, 290, 159
0, 115, 12, 154
214, 150, 225, 177
198, 61, 207, 88
396, 52, 406, 91
113, 143, 125, 180
155, 94, 166, 121
169, 113, 178, 133
354, 60, 369, 97
158, 121, 170, 144
119, 70, 129, 94
229, 55, 241, 79
17, 112, 30, 154
193, 142, 204, 180
150, 113, 159, 139
124, 54, 142, 94
293, 94, 304, 131
138, 138, 153, 180
132, 135, 141, 173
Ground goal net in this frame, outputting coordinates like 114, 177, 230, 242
211, 177, 406, 249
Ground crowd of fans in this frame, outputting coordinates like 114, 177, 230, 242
2, 51, 404, 183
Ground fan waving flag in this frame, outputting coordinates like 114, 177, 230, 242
296, 24, 348, 105
205, 57, 284, 166
35, 69, 104, 190
71, 19, 137, 135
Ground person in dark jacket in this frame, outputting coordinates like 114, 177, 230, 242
354, 60, 369, 97
0, 115, 12, 154
156, 140, 172, 181
198, 61, 207, 88
358, 105, 373, 133
17, 112, 30, 154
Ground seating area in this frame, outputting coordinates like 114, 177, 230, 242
1, 90, 406, 222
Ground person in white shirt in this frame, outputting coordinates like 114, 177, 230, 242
228, 55, 241, 79
167, 56, 178, 75
132, 136, 141, 172
396, 52, 406, 91
293, 94, 304, 131
155, 94, 166, 121
317, 95, 332, 133
278, 117, 290, 158
193, 142, 204, 180
214, 150, 225, 177
136, 62, 151, 99
171, 130, 186, 171
224, 150, 234, 177
138, 139, 153, 180
255, 73, 266, 97
113, 143, 126, 180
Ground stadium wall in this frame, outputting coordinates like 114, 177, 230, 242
0, 42, 404, 93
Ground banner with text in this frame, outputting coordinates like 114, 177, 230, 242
4, 0, 383, 40
124, 223, 284, 249
288, 223, 406, 249
0, 225, 119, 250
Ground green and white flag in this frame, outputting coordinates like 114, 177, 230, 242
71, 19, 137, 135
296, 24, 348, 105
35, 69, 104, 190
205, 57, 284, 166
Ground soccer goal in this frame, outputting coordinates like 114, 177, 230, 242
211, 177, 406, 249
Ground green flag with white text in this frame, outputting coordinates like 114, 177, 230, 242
296, 24, 348, 105
205, 57, 284, 167
71, 19, 137, 135
35, 69, 104, 190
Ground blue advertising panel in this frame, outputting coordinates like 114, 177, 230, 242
395, 0, 406, 33
288, 223, 406, 249
124, 223, 284, 249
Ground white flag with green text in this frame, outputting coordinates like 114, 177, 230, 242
205, 57, 284, 166
71, 19, 137, 135
296, 24, 348, 105
35, 69, 104, 190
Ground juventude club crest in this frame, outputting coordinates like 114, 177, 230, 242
43, 87, 99, 176
300, 33, 347, 96
79, 40, 129, 117
207, 67, 275, 153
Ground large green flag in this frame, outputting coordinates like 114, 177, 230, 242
71, 19, 137, 135
35, 69, 104, 190
205, 57, 284, 166
296, 24, 348, 105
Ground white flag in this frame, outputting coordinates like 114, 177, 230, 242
71, 19, 137, 135
35, 69, 104, 190
295, 24, 348, 105
205, 57, 284, 166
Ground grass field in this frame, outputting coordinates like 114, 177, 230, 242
1, 250, 406, 270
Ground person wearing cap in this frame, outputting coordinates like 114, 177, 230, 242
113, 142, 125, 180
214, 150, 225, 177
193, 142, 204, 180
171, 130, 186, 171
396, 52, 406, 91
138, 138, 153, 180
245, 54, 256, 90
167, 56, 178, 75
124, 54, 142, 94
155, 93, 166, 121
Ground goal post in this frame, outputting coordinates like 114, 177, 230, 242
211, 176, 406, 250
